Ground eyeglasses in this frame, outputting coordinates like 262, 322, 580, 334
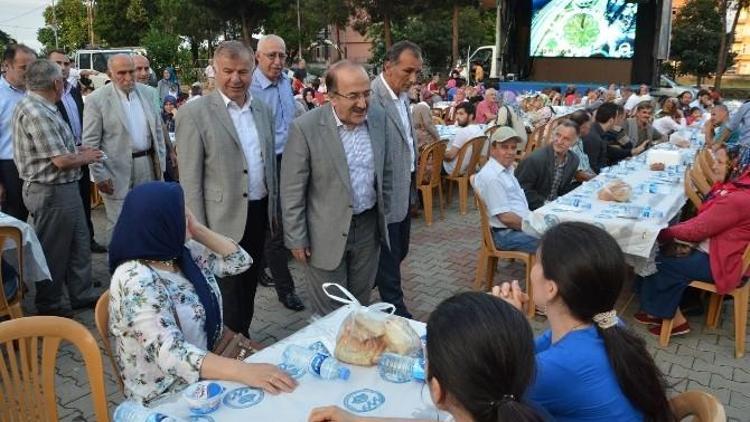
332, 90, 372, 102
261, 52, 287, 61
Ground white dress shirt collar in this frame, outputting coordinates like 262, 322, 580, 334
218, 89, 253, 111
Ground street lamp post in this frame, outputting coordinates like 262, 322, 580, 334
494, 0, 503, 79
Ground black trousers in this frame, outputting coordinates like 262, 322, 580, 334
77, 165, 95, 242
0, 160, 28, 221
217, 197, 268, 336
263, 154, 296, 299
375, 214, 412, 318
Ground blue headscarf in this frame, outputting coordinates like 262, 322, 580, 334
166, 66, 178, 85
108, 182, 222, 350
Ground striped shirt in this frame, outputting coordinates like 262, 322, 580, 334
332, 108, 376, 214
12, 92, 80, 184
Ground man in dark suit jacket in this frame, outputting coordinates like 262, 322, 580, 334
48, 50, 106, 253
515, 120, 580, 210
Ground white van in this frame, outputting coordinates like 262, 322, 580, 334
74, 47, 148, 88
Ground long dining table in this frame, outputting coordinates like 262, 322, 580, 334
522, 130, 704, 276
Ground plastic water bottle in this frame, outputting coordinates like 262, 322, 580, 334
377, 353, 425, 383
113, 401, 183, 422
282, 345, 350, 380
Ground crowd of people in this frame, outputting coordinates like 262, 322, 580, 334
2, 33, 750, 422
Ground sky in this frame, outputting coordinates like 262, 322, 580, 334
0, 0, 49, 51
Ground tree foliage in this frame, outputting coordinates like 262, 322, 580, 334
670, 0, 733, 83
367, 5, 495, 73
37, 0, 88, 53
94, 0, 158, 46
0, 29, 17, 53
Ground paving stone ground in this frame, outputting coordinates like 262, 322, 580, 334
17, 198, 750, 421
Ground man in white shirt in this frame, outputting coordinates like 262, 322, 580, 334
204, 59, 215, 89
82, 54, 166, 236
473, 126, 539, 253
443, 102, 484, 174
689, 89, 713, 113
623, 84, 653, 114
177, 41, 277, 336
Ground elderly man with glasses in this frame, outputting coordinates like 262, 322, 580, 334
250, 34, 305, 312
12, 59, 104, 316
281, 60, 389, 315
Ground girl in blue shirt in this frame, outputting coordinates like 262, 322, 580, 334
495, 222, 674, 421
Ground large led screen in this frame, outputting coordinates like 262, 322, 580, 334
530, 0, 638, 58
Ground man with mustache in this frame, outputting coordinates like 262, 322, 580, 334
177, 41, 277, 336
281, 60, 388, 315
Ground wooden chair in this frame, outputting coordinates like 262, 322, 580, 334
684, 165, 703, 209
472, 183, 535, 317
432, 116, 445, 125
443, 136, 486, 215
658, 244, 750, 358
669, 390, 726, 422
0, 226, 24, 320
95, 290, 124, 392
0, 316, 110, 422
430, 107, 443, 118
416, 142, 447, 226
690, 163, 712, 196
522, 124, 545, 158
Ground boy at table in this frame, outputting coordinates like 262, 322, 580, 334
473, 126, 539, 254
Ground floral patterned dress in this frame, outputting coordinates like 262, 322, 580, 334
108, 240, 251, 404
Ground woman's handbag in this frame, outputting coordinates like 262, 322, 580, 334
212, 327, 263, 361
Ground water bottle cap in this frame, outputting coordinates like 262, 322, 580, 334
339, 367, 351, 380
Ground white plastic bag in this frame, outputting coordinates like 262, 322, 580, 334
323, 283, 421, 366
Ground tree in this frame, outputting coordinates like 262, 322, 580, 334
350, 0, 424, 49
365, 6, 495, 73
0, 29, 16, 53
714, 0, 749, 89
670, 0, 727, 85
436, 0, 477, 67
94, 0, 158, 46
37, 0, 88, 52
191, 0, 279, 45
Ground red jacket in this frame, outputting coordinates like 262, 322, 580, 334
658, 173, 750, 293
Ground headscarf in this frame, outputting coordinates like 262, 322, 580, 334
701, 169, 750, 214
166, 66, 178, 85
163, 95, 177, 107
108, 182, 222, 350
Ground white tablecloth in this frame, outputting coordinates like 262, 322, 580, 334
522, 135, 703, 275
153, 306, 443, 421
435, 124, 488, 141
0, 212, 51, 283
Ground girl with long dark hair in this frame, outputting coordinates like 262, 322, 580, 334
496, 222, 674, 421
308, 292, 542, 422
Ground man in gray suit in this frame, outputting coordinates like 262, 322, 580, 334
83, 54, 165, 235
177, 41, 277, 336
370, 41, 422, 318
281, 60, 388, 315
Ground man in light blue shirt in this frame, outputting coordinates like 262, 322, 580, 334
0, 44, 36, 221
473, 126, 539, 253
250, 34, 304, 312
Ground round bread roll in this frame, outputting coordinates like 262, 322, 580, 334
597, 180, 632, 202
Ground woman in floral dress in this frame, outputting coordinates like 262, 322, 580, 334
108, 182, 297, 404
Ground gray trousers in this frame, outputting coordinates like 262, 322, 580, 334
101, 155, 157, 239
305, 208, 381, 315
23, 181, 94, 311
